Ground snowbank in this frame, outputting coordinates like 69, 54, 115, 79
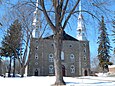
95, 73, 108, 77
0, 76, 115, 86
108, 65, 115, 68
95, 72, 115, 77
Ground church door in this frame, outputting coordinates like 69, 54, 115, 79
62, 65, 65, 76
84, 70, 88, 76
34, 69, 39, 76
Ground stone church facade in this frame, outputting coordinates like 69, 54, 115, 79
27, 32, 90, 77
27, 0, 90, 77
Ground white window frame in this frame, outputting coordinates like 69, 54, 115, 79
70, 54, 75, 62
35, 62, 38, 65
84, 55, 86, 61
61, 51, 64, 60
83, 43, 86, 47
35, 53, 38, 59
70, 65, 75, 73
36, 46, 38, 50
49, 53, 54, 62
49, 65, 54, 73
84, 48, 86, 53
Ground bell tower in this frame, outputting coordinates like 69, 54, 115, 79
77, 0, 87, 41
32, 0, 41, 38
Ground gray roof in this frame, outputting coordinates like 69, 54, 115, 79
44, 31, 78, 41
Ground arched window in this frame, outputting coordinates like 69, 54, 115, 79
36, 46, 38, 49
84, 55, 86, 61
49, 53, 53, 62
70, 54, 75, 62
49, 65, 54, 73
70, 65, 75, 73
61, 51, 64, 60
35, 53, 38, 59
84, 48, 86, 53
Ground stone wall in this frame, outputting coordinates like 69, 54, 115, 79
27, 38, 90, 77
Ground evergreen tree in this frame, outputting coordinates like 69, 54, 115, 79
112, 17, 115, 42
1, 19, 22, 77
112, 17, 115, 54
97, 16, 111, 73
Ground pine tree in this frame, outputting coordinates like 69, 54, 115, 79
112, 17, 115, 54
1, 19, 22, 77
97, 16, 111, 73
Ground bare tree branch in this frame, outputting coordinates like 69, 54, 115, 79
40, 0, 56, 32
60, 0, 69, 23
62, 0, 80, 29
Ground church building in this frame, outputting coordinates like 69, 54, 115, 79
27, 0, 90, 77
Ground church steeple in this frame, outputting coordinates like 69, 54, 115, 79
77, 0, 87, 41
32, 0, 41, 38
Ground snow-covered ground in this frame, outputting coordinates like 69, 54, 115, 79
0, 74, 115, 86
0, 75, 115, 86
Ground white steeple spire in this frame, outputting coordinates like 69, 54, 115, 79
77, 0, 87, 41
79, 0, 81, 14
32, 0, 41, 38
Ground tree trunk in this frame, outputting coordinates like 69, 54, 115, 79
103, 64, 109, 73
53, 31, 65, 85
13, 57, 15, 77
20, 66, 25, 77
99, 63, 109, 73
8, 56, 12, 77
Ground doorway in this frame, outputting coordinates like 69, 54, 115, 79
34, 69, 39, 76
84, 70, 88, 76
62, 65, 65, 76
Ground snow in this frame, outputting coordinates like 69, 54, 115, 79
109, 65, 115, 68
96, 72, 115, 77
95, 73, 109, 77
0, 76, 115, 86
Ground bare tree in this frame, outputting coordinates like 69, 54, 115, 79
36, 0, 114, 85
1, 0, 114, 84
1, 1, 34, 77
2, 1, 50, 77
91, 56, 99, 72
38, 0, 81, 85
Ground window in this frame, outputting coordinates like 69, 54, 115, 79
84, 55, 86, 61
35, 54, 38, 59
70, 54, 75, 62
83, 43, 86, 47
35, 62, 38, 65
36, 46, 38, 50
84, 48, 86, 53
61, 51, 64, 60
49, 65, 54, 73
49, 53, 53, 62
69, 44, 72, 47
51, 43, 54, 46
84, 62, 87, 66
70, 65, 75, 73
36, 40, 38, 43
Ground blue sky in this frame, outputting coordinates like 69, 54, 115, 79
0, 0, 115, 62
